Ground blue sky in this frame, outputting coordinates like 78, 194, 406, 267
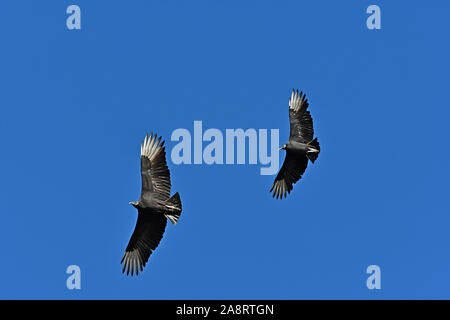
0, 1, 449, 299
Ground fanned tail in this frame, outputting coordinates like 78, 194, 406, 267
306, 137, 320, 163
164, 192, 182, 225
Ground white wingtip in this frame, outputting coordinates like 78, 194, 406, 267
289, 89, 307, 112
141, 132, 165, 160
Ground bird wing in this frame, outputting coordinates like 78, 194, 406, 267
140, 133, 171, 199
270, 151, 308, 199
121, 210, 167, 276
289, 89, 314, 144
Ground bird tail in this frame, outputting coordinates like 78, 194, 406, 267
164, 192, 182, 225
306, 137, 320, 163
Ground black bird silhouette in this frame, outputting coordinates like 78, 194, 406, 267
270, 90, 320, 199
121, 133, 182, 276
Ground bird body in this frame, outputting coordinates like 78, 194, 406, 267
284, 141, 310, 154
122, 133, 182, 276
270, 90, 320, 199
131, 191, 172, 212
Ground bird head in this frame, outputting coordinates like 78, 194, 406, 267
129, 201, 139, 208
280, 144, 287, 150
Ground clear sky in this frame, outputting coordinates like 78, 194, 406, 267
0, 1, 449, 299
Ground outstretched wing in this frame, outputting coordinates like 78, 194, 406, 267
270, 152, 308, 199
289, 89, 314, 143
121, 210, 167, 276
140, 133, 171, 199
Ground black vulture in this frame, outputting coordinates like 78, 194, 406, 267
121, 133, 182, 276
270, 89, 320, 199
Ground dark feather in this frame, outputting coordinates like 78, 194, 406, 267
122, 133, 182, 276
289, 90, 314, 143
140, 134, 171, 199
121, 210, 167, 276
270, 152, 308, 199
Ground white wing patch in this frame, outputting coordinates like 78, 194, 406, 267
121, 250, 144, 276
141, 133, 163, 160
140, 132, 171, 198
289, 89, 308, 113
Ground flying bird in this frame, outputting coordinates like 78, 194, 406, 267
270, 89, 320, 199
121, 133, 182, 276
